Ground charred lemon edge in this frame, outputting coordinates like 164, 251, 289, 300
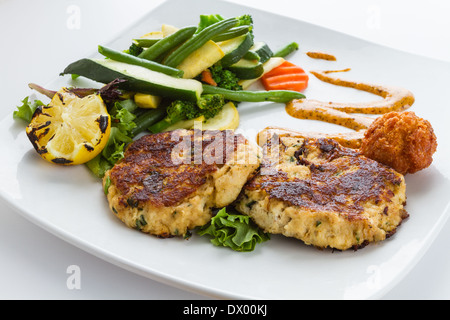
25, 89, 111, 166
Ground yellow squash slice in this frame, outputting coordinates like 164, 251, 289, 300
177, 40, 225, 79
201, 102, 239, 130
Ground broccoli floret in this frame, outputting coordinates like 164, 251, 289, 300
168, 100, 199, 120
148, 100, 194, 133
237, 14, 253, 28
209, 65, 242, 91
124, 43, 143, 57
149, 94, 226, 133
197, 94, 225, 119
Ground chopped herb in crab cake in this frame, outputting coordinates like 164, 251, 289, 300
235, 136, 408, 251
103, 129, 260, 238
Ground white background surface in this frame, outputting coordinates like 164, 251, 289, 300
0, 0, 449, 300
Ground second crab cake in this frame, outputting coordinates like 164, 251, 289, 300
235, 136, 408, 251
103, 129, 260, 238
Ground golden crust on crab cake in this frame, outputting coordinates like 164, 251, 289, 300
103, 129, 260, 238
235, 136, 408, 251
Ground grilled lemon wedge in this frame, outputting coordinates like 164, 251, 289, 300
26, 89, 111, 165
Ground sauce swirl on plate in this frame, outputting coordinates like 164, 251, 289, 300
300, 69, 415, 114
277, 68, 415, 148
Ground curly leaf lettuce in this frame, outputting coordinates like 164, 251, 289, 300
109, 99, 137, 135
13, 96, 45, 123
198, 208, 270, 252
196, 14, 225, 33
86, 99, 137, 178
196, 14, 253, 34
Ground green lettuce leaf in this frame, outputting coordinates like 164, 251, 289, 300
198, 207, 270, 252
86, 99, 137, 178
85, 127, 133, 178
13, 96, 45, 123
109, 99, 138, 135
196, 14, 225, 33
196, 14, 253, 35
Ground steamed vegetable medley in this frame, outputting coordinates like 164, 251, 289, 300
13, 13, 308, 252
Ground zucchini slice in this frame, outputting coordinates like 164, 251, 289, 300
228, 58, 264, 80
217, 33, 254, 68
62, 58, 203, 101
245, 41, 273, 64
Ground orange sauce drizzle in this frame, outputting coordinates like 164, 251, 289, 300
272, 69, 416, 148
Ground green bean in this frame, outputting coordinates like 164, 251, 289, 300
98, 45, 184, 78
273, 41, 299, 58
131, 106, 167, 137
202, 85, 305, 103
138, 26, 197, 62
164, 18, 239, 68
132, 38, 160, 48
212, 25, 250, 42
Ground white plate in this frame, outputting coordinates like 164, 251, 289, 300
1, 0, 449, 300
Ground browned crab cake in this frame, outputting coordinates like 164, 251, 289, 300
103, 129, 260, 238
235, 136, 408, 251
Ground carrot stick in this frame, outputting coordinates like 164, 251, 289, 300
201, 69, 217, 86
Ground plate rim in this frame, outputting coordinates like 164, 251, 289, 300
1, 0, 449, 300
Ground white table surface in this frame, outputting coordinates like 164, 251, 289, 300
1, 0, 449, 300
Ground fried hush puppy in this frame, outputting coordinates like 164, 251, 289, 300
360, 111, 437, 175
